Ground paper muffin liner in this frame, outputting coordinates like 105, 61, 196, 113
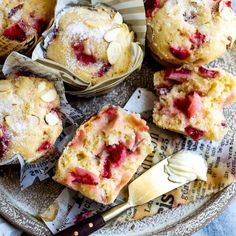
39, 86, 236, 234
0, 52, 82, 189
31, 0, 146, 97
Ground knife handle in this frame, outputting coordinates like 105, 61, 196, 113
56, 214, 106, 236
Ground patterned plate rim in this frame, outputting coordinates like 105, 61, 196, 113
0, 183, 235, 236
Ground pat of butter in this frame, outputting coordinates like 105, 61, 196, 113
128, 151, 207, 206
165, 151, 208, 184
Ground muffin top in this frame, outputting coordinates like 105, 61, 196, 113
0, 0, 56, 60
146, 0, 236, 66
46, 4, 134, 85
0, 73, 62, 162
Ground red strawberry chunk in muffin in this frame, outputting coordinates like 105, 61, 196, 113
165, 68, 192, 83
0, 125, 11, 159
144, 0, 160, 17
226, 1, 232, 8
174, 92, 202, 119
3, 21, 27, 42
170, 46, 191, 60
185, 126, 205, 141
37, 140, 52, 152
190, 31, 207, 48
97, 63, 111, 77
107, 143, 128, 167
72, 42, 97, 65
71, 167, 98, 185
198, 66, 220, 79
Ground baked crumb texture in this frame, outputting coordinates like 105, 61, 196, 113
153, 66, 236, 141
54, 105, 153, 204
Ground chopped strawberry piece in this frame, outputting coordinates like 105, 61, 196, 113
144, 0, 160, 17
185, 126, 205, 141
190, 31, 206, 48
187, 92, 202, 118
198, 66, 220, 79
3, 21, 26, 42
72, 42, 97, 65
32, 19, 48, 35
97, 63, 111, 77
0, 125, 11, 159
221, 122, 227, 127
170, 46, 191, 60
71, 167, 98, 185
37, 140, 52, 152
102, 158, 112, 178
8, 4, 23, 18
164, 68, 191, 83
226, 1, 232, 7
174, 92, 202, 118
107, 143, 128, 167
102, 106, 117, 118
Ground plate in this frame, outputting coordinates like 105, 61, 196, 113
0, 53, 236, 235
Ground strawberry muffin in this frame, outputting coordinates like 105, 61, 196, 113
0, 73, 62, 163
145, 0, 236, 66
54, 106, 153, 204
46, 4, 134, 85
153, 66, 236, 141
0, 0, 56, 61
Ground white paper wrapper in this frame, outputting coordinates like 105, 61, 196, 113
31, 0, 146, 97
0, 52, 82, 189
40, 87, 236, 233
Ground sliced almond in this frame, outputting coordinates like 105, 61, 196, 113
0, 80, 11, 92
5, 116, 15, 129
104, 27, 123, 42
107, 42, 121, 65
45, 112, 60, 126
41, 89, 57, 103
28, 115, 40, 126
113, 12, 123, 24
0, 129, 3, 137
38, 81, 46, 92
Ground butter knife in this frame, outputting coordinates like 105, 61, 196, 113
56, 151, 207, 236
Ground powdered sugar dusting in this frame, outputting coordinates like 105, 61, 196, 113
62, 21, 111, 43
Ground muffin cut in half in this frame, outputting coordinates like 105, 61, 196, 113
54, 105, 153, 204
146, 0, 236, 66
153, 66, 236, 141
46, 4, 134, 85
0, 0, 56, 61
0, 73, 63, 162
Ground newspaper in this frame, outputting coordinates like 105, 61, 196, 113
40, 88, 236, 233
0, 52, 80, 189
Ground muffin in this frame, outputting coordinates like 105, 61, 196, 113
153, 66, 236, 141
46, 4, 134, 85
0, 73, 63, 162
0, 0, 56, 61
54, 105, 153, 204
146, 0, 236, 66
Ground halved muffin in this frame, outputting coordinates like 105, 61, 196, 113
0, 73, 62, 162
153, 66, 236, 141
54, 105, 153, 204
